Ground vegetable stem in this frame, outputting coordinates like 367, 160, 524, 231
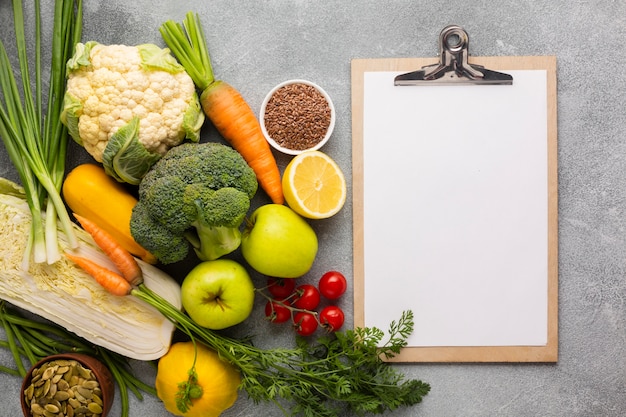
99, 349, 130, 417
159, 14, 214, 90
8, 321, 37, 365
0, 364, 22, 377
0, 314, 27, 377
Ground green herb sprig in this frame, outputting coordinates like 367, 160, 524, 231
133, 285, 430, 416
0, 301, 156, 417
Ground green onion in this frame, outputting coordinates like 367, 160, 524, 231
0, 0, 83, 266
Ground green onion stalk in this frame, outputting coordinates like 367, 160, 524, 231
0, 301, 156, 417
0, 0, 82, 267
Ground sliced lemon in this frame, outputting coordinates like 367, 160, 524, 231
282, 150, 347, 219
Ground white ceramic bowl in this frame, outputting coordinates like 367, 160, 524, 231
259, 79, 336, 155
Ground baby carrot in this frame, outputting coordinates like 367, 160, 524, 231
65, 253, 132, 296
160, 12, 284, 205
73, 213, 143, 286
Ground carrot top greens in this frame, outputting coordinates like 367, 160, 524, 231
131, 284, 430, 416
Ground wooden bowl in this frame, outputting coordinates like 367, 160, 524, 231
20, 353, 115, 417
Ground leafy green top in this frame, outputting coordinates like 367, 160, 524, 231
134, 283, 430, 417
248, 310, 431, 416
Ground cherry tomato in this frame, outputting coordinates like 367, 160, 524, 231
319, 305, 345, 332
264, 300, 291, 323
293, 284, 321, 311
318, 271, 347, 300
267, 277, 296, 299
293, 311, 318, 336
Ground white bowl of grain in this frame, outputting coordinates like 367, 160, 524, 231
259, 79, 335, 155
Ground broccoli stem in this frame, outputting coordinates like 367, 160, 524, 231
189, 221, 242, 261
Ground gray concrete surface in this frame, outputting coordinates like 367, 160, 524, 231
1, 0, 625, 416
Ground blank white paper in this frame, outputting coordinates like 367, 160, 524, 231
362, 70, 548, 346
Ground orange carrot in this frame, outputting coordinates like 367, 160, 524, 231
160, 13, 284, 205
200, 81, 283, 204
65, 253, 132, 296
73, 213, 143, 286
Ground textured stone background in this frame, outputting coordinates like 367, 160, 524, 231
0, 1, 625, 416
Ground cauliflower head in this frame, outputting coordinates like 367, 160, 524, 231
61, 41, 205, 184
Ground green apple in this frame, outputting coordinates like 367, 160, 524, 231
241, 204, 318, 278
181, 259, 255, 330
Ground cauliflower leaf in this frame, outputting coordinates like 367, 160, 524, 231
60, 92, 83, 145
102, 116, 163, 185
137, 43, 186, 74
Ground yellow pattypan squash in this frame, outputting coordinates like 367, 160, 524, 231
156, 341, 240, 417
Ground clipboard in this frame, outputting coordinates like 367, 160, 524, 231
351, 26, 558, 363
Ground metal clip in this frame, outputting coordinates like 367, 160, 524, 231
394, 25, 513, 86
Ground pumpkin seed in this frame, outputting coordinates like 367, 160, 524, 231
91, 394, 102, 406
74, 390, 86, 403
87, 402, 103, 414
76, 386, 93, 400
48, 381, 58, 398
54, 390, 70, 402
63, 368, 74, 382
42, 379, 51, 396
42, 365, 57, 380
57, 365, 70, 374
51, 373, 63, 384
77, 365, 93, 379
30, 403, 45, 415
57, 379, 69, 392
69, 375, 80, 386
82, 380, 99, 390
24, 384, 34, 401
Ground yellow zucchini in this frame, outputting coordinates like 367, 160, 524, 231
63, 164, 157, 264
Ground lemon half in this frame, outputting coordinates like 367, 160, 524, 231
282, 150, 347, 219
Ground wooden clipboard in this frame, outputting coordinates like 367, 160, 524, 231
351, 54, 558, 363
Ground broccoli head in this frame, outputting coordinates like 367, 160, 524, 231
130, 142, 258, 264
130, 202, 190, 264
